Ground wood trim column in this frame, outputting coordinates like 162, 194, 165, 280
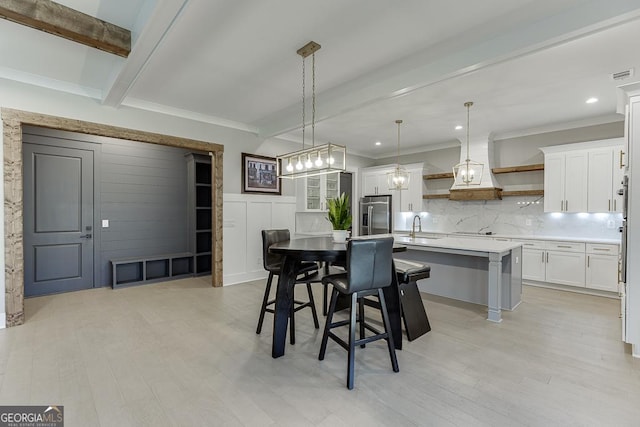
3, 116, 24, 326
212, 151, 224, 287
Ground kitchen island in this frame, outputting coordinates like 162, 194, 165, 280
393, 235, 523, 322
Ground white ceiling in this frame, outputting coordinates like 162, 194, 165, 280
1, 0, 639, 158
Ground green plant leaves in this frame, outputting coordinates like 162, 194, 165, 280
326, 192, 352, 230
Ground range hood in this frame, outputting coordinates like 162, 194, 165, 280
449, 134, 502, 200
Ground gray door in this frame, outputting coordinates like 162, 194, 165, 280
23, 143, 94, 297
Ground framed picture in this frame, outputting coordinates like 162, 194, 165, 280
241, 153, 281, 195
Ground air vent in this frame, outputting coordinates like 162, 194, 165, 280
611, 68, 634, 81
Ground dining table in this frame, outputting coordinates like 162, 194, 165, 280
268, 236, 407, 358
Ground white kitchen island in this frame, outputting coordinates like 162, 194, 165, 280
393, 235, 523, 322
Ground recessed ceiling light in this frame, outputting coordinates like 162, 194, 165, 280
375, 141, 381, 146
586, 97, 598, 104
455, 125, 463, 130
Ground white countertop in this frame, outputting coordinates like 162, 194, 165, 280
393, 231, 620, 245
393, 235, 522, 254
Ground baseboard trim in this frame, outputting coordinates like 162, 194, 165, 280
523, 281, 618, 299
223, 271, 267, 286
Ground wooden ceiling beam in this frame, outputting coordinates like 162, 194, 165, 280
0, 0, 131, 57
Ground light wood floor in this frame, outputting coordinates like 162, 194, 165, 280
0, 278, 638, 426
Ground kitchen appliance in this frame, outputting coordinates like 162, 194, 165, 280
619, 175, 628, 283
360, 195, 392, 235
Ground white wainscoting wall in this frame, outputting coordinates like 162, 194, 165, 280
223, 193, 296, 285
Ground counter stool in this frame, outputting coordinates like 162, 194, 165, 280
256, 229, 320, 345
394, 258, 432, 341
319, 237, 398, 390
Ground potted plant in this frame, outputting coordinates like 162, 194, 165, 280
326, 192, 352, 243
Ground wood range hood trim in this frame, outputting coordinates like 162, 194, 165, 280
448, 187, 503, 201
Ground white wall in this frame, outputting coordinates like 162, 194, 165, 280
223, 194, 297, 285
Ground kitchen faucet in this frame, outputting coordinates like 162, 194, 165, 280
410, 215, 422, 238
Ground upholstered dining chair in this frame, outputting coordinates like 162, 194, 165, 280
256, 229, 320, 344
319, 237, 399, 389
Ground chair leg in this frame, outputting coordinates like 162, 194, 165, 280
347, 292, 358, 390
323, 283, 328, 316
306, 283, 320, 329
319, 287, 339, 361
358, 296, 366, 348
378, 288, 399, 373
256, 272, 274, 334
322, 262, 330, 316
289, 288, 296, 345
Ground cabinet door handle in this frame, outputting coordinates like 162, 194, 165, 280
565, 200, 568, 211
556, 245, 572, 248
593, 248, 610, 252
541, 252, 545, 263
587, 255, 590, 268
609, 200, 611, 211
546, 252, 549, 263
614, 200, 617, 211
560, 201, 564, 211
620, 150, 625, 168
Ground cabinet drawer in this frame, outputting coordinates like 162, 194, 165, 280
586, 243, 618, 255
545, 241, 585, 252
518, 239, 545, 250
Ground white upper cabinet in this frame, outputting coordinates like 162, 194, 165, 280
541, 138, 623, 213
543, 151, 587, 212
361, 163, 424, 212
297, 172, 340, 212
397, 167, 425, 212
362, 171, 390, 196
587, 145, 624, 213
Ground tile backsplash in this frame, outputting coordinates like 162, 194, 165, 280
395, 197, 622, 240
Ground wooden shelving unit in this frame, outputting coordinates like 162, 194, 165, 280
501, 189, 544, 197
423, 163, 544, 199
492, 163, 544, 174
423, 172, 454, 180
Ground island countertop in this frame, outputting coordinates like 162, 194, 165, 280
392, 235, 523, 255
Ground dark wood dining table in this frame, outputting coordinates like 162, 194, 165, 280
268, 236, 407, 358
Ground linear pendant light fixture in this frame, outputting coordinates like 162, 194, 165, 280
452, 101, 483, 185
277, 41, 346, 179
387, 119, 410, 190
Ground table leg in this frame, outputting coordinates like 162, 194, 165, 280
272, 256, 299, 358
383, 260, 403, 350
487, 253, 503, 323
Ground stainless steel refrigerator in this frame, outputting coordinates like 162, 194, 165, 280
359, 195, 392, 235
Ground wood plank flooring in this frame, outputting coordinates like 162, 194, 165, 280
0, 278, 638, 426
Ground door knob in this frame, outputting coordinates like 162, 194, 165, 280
80, 234, 92, 239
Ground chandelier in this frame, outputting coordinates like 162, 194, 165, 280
452, 101, 483, 185
387, 119, 410, 190
277, 41, 346, 179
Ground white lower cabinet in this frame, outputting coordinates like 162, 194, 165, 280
585, 243, 619, 292
545, 249, 586, 287
518, 239, 612, 290
522, 248, 546, 281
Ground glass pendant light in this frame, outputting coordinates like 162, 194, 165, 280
387, 119, 410, 190
277, 41, 346, 179
452, 101, 484, 185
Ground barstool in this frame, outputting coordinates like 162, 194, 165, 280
393, 258, 432, 341
319, 237, 398, 389
256, 229, 320, 344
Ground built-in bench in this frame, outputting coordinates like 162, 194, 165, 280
111, 252, 195, 288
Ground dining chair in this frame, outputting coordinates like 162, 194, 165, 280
319, 237, 398, 389
256, 229, 320, 344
